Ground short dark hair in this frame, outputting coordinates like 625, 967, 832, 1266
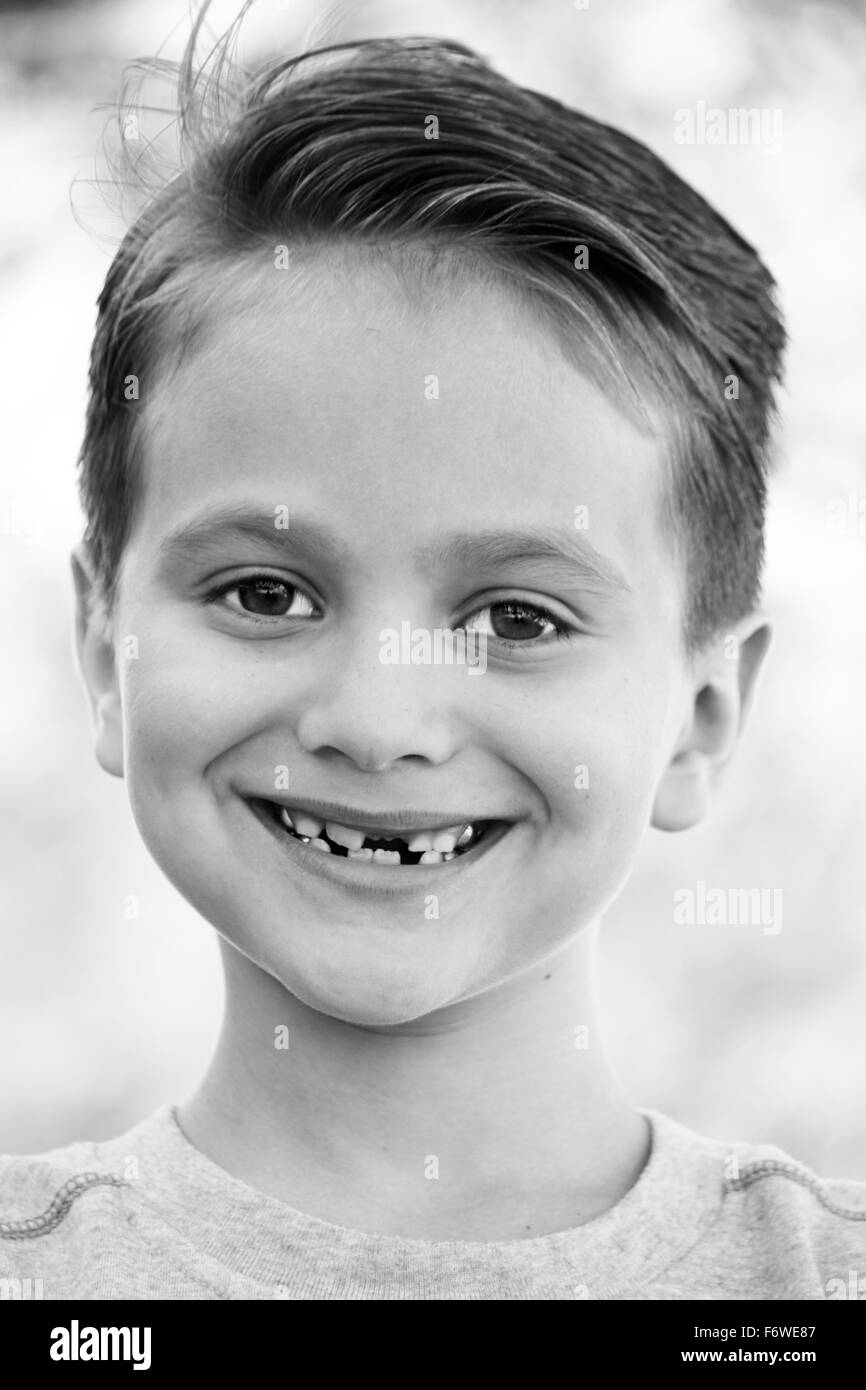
78, 5, 786, 650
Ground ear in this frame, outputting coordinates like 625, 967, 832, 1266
70, 543, 124, 778
651, 613, 772, 832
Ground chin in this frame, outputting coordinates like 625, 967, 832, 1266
272, 960, 456, 1029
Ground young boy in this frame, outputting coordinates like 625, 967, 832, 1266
2, 11, 864, 1301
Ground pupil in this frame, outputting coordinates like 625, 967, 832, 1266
490, 603, 544, 641
239, 579, 292, 616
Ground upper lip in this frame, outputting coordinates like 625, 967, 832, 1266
249, 794, 504, 836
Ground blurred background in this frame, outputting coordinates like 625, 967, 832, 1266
1, 0, 864, 1174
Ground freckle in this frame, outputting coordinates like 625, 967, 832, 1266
544, 973, 551, 980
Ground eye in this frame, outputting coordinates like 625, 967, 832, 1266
459, 600, 576, 647
204, 574, 320, 624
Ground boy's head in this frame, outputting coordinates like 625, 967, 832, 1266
73, 22, 785, 1025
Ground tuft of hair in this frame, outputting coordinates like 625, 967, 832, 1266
77, 0, 786, 651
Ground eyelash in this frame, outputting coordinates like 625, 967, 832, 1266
202, 573, 579, 649
460, 603, 575, 648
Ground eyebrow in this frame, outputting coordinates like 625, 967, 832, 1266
157, 505, 632, 596
157, 506, 345, 570
428, 528, 632, 595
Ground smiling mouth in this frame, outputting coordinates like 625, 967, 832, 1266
251, 799, 507, 868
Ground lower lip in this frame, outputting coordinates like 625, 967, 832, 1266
246, 800, 513, 895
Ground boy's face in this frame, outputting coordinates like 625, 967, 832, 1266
85, 251, 693, 1026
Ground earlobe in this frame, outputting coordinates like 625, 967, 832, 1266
92, 692, 125, 779
70, 544, 124, 779
651, 749, 710, 831
650, 615, 772, 833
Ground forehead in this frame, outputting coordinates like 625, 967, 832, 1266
134, 250, 674, 594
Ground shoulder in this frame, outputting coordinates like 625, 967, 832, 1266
725, 1141, 866, 1289
0, 1130, 129, 1238
647, 1111, 866, 1299
0, 1114, 166, 1298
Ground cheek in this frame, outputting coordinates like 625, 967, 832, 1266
494, 667, 666, 819
114, 628, 274, 926
486, 666, 669, 914
118, 628, 254, 800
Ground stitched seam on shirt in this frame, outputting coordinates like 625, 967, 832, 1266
1, 1178, 229, 1299
111, 1198, 246, 1300
0, 1173, 128, 1240
727, 1160, 866, 1220
613, 1197, 730, 1298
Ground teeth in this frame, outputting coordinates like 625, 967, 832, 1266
407, 831, 435, 852
326, 821, 366, 851
293, 811, 325, 839
409, 821, 476, 853
432, 831, 458, 853
277, 806, 484, 864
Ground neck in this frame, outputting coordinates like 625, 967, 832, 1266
178, 924, 649, 1240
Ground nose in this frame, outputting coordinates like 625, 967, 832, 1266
294, 626, 462, 772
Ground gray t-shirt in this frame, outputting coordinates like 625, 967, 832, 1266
1, 1105, 864, 1299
